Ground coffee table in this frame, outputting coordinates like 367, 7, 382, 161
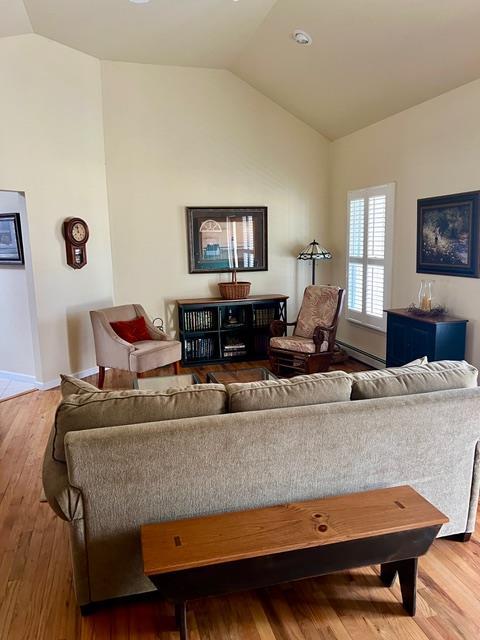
141, 485, 447, 640
133, 373, 200, 391
206, 367, 277, 384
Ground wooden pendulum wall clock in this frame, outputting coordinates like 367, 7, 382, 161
63, 217, 89, 269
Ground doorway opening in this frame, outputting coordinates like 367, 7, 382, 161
0, 190, 40, 400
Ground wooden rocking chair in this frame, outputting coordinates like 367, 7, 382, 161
269, 285, 344, 377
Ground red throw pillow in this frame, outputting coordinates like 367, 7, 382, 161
110, 316, 151, 343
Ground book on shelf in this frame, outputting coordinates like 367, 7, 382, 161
185, 336, 215, 360
253, 306, 276, 327
184, 309, 215, 332
223, 337, 247, 358
223, 351, 247, 358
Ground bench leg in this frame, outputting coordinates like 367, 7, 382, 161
380, 562, 398, 587
398, 557, 417, 616
381, 558, 417, 616
175, 601, 188, 640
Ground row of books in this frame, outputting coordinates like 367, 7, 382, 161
253, 307, 276, 327
183, 310, 216, 331
184, 337, 215, 360
183, 307, 277, 332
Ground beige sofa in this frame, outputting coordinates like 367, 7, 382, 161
43, 361, 480, 609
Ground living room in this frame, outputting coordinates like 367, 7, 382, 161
1, 1, 480, 639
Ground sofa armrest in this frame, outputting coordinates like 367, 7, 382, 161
467, 441, 480, 533
42, 428, 83, 522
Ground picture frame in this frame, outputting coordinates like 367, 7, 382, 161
417, 191, 480, 278
0, 212, 24, 265
186, 206, 268, 274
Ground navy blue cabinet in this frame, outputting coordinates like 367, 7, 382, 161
386, 309, 467, 367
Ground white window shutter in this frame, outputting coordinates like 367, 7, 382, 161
346, 184, 394, 331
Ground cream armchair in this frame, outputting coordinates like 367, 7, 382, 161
90, 304, 181, 388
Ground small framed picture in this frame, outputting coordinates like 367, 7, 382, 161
186, 206, 268, 274
0, 213, 24, 265
417, 191, 480, 278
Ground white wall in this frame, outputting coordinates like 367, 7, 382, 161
0, 35, 113, 385
330, 78, 480, 366
9, 34, 480, 379
101, 62, 331, 329
0, 191, 36, 377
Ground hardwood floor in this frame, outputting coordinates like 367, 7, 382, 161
0, 359, 479, 640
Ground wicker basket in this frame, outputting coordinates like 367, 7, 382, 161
218, 270, 251, 300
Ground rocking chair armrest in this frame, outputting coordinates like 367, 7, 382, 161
313, 324, 337, 349
270, 320, 297, 337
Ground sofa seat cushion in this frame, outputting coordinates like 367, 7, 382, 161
53, 384, 226, 462
129, 339, 182, 373
227, 371, 352, 413
351, 360, 478, 400
270, 336, 327, 354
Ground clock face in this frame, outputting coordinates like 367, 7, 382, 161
71, 222, 87, 242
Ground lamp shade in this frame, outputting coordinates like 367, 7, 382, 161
297, 240, 332, 261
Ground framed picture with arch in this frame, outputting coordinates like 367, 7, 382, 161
186, 206, 268, 274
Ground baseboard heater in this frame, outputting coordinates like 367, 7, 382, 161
336, 340, 385, 369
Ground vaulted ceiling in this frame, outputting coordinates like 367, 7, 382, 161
4, 0, 480, 139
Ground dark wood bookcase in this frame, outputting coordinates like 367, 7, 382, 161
177, 295, 288, 366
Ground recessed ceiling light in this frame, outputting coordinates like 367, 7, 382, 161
129, 0, 151, 4
292, 30, 312, 46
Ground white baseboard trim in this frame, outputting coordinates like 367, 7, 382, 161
336, 340, 385, 369
36, 366, 100, 391
0, 370, 38, 385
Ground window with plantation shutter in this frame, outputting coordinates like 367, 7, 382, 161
346, 183, 394, 331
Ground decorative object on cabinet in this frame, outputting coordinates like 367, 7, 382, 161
407, 304, 447, 318
0, 212, 24, 265
63, 217, 89, 269
186, 206, 267, 273
297, 239, 332, 285
385, 308, 467, 367
418, 279, 433, 311
417, 191, 480, 278
177, 294, 287, 365
218, 269, 251, 300
269, 285, 344, 377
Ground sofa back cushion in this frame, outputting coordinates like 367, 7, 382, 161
53, 384, 227, 462
350, 360, 477, 400
60, 374, 102, 398
227, 371, 352, 413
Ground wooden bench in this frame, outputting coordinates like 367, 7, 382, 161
141, 485, 448, 639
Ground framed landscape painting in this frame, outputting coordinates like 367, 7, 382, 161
0, 212, 24, 265
187, 206, 268, 273
417, 191, 480, 278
